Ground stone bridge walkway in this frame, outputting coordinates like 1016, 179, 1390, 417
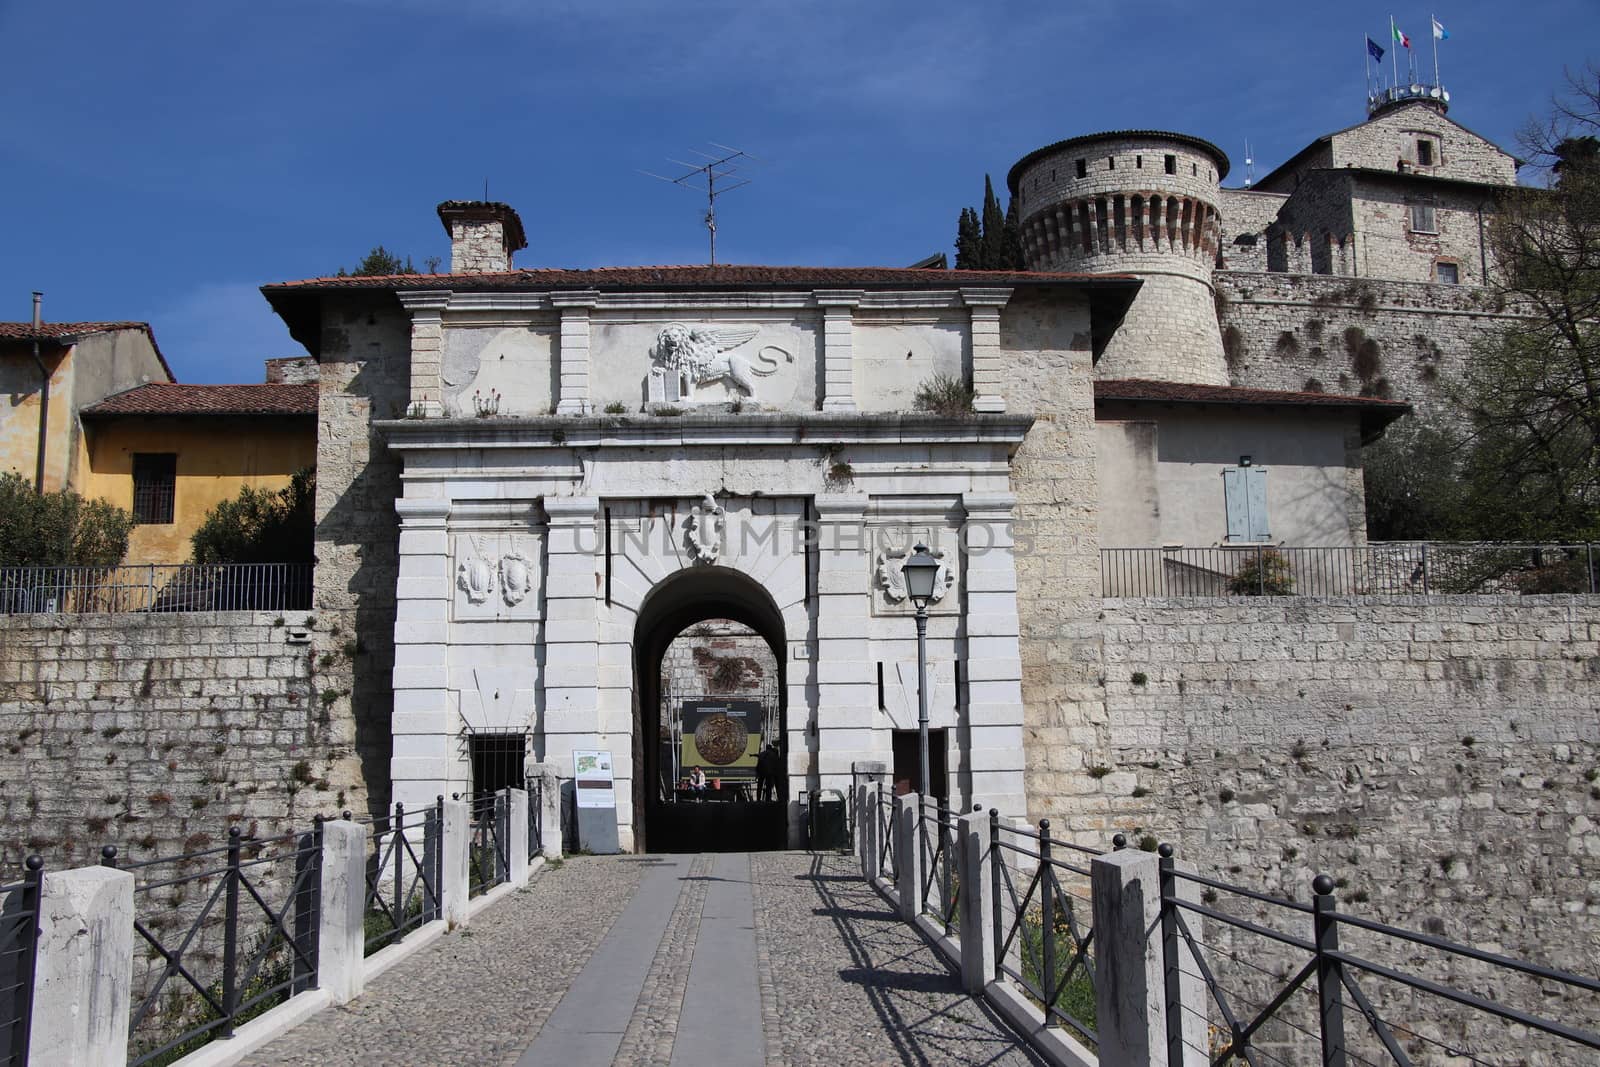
243, 851, 1041, 1067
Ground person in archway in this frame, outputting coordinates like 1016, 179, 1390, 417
756, 742, 782, 802
688, 765, 707, 792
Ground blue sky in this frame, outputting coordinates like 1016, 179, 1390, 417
1, 1, 1594, 384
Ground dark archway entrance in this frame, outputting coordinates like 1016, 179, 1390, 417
632, 567, 789, 853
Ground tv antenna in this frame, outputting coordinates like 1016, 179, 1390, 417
642, 143, 756, 265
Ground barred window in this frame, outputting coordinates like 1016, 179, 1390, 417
1435, 261, 1459, 285
131, 453, 176, 525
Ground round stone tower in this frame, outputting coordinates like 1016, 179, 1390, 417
1008, 131, 1230, 384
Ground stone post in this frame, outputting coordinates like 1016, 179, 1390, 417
853, 761, 886, 879
30, 866, 134, 1067
507, 787, 530, 886
318, 819, 367, 1005
442, 797, 471, 929
1091, 849, 1169, 1066
957, 809, 994, 995
531, 762, 563, 859
894, 792, 922, 921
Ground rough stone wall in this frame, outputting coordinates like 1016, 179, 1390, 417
0, 612, 347, 877
1216, 188, 1289, 272
1000, 288, 1111, 824
1215, 271, 1522, 419
1349, 177, 1496, 284
1330, 102, 1519, 186
448, 219, 510, 274
1040, 594, 1600, 1062
311, 294, 412, 817
265, 356, 319, 385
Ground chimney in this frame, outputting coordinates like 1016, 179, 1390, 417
436, 201, 527, 274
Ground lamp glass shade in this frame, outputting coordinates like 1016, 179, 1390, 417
901, 543, 940, 606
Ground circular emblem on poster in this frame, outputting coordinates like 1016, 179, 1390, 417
694, 713, 746, 766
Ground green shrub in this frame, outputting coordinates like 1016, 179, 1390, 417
190, 468, 314, 565
912, 374, 975, 416
1227, 550, 1294, 596
0, 472, 132, 567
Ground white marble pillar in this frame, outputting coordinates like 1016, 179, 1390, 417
397, 291, 451, 417
816, 290, 861, 412
960, 493, 1027, 817
813, 493, 875, 802
962, 288, 1012, 414
553, 291, 599, 415
391, 497, 454, 812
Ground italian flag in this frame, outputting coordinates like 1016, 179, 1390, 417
1392, 21, 1411, 48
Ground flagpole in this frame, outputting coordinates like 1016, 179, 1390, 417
1431, 14, 1440, 87
1389, 15, 1399, 90
1363, 32, 1371, 103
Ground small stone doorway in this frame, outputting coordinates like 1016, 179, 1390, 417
891, 728, 947, 800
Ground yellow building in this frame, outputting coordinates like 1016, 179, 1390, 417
79, 381, 318, 563
0, 321, 173, 493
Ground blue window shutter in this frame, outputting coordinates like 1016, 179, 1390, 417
1223, 469, 1249, 541
1246, 468, 1270, 541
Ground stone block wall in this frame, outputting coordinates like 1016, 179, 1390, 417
0, 612, 356, 877
1026, 594, 1600, 1058
1216, 271, 1523, 419
311, 295, 412, 818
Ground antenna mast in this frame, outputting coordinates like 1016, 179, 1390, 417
642, 143, 755, 265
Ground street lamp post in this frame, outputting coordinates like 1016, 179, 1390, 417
901, 544, 941, 801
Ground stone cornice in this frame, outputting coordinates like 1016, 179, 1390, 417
396, 290, 454, 311
376, 411, 1035, 451
394, 289, 983, 314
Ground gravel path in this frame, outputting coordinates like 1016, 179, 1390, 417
239, 856, 647, 1067
751, 851, 1044, 1067
242, 851, 1040, 1066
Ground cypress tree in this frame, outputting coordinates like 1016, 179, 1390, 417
955, 208, 982, 269
1002, 197, 1024, 269
979, 175, 1007, 269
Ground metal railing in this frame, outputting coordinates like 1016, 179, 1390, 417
1156, 845, 1600, 1065
527, 777, 543, 859
1102, 543, 1600, 597
107, 825, 321, 1067
989, 814, 1103, 1046
875, 784, 897, 881
0, 563, 313, 614
0, 859, 43, 1067
467, 791, 509, 898
918, 800, 962, 935
362, 800, 442, 956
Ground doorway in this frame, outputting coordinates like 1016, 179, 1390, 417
892, 728, 947, 800
632, 567, 789, 852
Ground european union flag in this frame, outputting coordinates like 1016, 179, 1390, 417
1366, 36, 1385, 63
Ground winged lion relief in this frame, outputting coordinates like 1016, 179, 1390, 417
647, 322, 792, 404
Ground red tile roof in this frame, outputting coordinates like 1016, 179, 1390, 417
262, 264, 1135, 291
0, 321, 176, 382
81, 383, 317, 418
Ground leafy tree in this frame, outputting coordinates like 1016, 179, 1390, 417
337, 246, 419, 277
190, 468, 316, 565
953, 175, 1024, 270
0, 473, 133, 568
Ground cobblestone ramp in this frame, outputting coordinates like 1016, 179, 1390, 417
242, 852, 1040, 1066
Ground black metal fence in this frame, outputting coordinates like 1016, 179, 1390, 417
1102, 543, 1600, 597
1156, 846, 1600, 1065
918, 800, 961, 935
875, 784, 897, 882
0, 563, 313, 615
467, 792, 509, 899
362, 801, 442, 957
989, 814, 1103, 1047
0, 859, 42, 1067
107, 825, 321, 1067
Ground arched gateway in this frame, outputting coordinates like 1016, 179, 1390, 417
371, 279, 1037, 852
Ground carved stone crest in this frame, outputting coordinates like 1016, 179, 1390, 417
877, 546, 953, 603
648, 322, 792, 403
499, 551, 533, 606
457, 558, 495, 604
684, 494, 726, 564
